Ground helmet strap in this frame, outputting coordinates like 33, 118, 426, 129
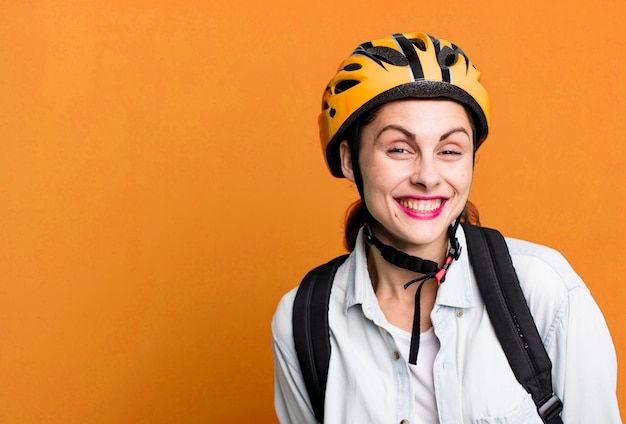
364, 214, 463, 365
363, 214, 462, 279
347, 122, 366, 200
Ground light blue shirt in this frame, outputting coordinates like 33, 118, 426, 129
272, 227, 621, 423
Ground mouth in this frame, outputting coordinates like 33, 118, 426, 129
396, 197, 446, 218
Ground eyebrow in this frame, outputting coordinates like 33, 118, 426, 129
375, 124, 471, 142
440, 126, 471, 141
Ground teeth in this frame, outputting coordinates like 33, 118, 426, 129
399, 198, 442, 213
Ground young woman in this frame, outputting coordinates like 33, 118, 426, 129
272, 32, 621, 423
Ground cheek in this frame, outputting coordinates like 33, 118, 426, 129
360, 154, 395, 190
457, 168, 474, 193
448, 159, 474, 192
359, 167, 401, 215
362, 165, 404, 199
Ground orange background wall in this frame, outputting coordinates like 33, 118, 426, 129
1, 1, 624, 422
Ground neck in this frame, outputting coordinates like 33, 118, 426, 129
364, 217, 463, 295
366, 222, 449, 268
367, 242, 441, 332
366, 230, 448, 296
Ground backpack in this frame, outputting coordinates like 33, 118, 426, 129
292, 223, 563, 424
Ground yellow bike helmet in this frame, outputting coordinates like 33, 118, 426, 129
319, 32, 491, 177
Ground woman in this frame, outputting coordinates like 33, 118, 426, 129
272, 32, 620, 423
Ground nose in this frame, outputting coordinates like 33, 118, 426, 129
410, 155, 441, 189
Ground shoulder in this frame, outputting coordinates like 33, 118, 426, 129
505, 237, 586, 293
272, 253, 354, 357
272, 286, 298, 355
504, 237, 589, 338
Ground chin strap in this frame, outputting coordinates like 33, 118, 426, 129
364, 216, 462, 365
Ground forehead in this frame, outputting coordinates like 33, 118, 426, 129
369, 99, 472, 126
359, 99, 474, 146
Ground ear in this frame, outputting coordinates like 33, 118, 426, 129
339, 140, 356, 183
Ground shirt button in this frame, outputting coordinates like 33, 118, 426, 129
457, 310, 464, 318
400, 420, 410, 424
392, 351, 400, 360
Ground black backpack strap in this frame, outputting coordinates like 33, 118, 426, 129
462, 223, 563, 424
292, 254, 349, 424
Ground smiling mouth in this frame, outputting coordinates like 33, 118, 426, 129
398, 198, 444, 213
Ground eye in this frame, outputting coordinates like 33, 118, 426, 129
388, 147, 410, 154
437, 145, 466, 160
385, 143, 416, 157
440, 149, 462, 155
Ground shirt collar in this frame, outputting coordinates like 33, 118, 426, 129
435, 226, 476, 308
343, 229, 376, 314
343, 225, 477, 313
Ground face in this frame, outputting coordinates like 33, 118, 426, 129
340, 99, 474, 256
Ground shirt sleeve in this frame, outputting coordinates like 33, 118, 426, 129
547, 286, 621, 423
511, 240, 621, 423
272, 290, 318, 424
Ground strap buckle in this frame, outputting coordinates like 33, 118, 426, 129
537, 394, 563, 423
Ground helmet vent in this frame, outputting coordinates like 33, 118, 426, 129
366, 46, 409, 66
334, 79, 360, 94
438, 46, 458, 67
409, 38, 427, 52
343, 63, 362, 71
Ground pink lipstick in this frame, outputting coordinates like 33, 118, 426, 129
396, 196, 446, 220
